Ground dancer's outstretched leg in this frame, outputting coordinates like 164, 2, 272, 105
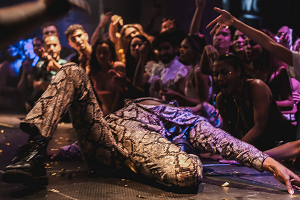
20, 63, 123, 171
3, 63, 119, 186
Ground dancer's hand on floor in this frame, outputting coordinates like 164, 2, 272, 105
262, 157, 300, 194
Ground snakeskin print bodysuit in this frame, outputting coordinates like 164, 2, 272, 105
20, 63, 269, 187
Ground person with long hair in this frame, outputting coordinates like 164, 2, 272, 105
231, 29, 247, 62
88, 38, 125, 116
243, 30, 294, 111
214, 54, 295, 151
109, 15, 154, 62
119, 24, 154, 53
213, 54, 300, 174
125, 34, 157, 98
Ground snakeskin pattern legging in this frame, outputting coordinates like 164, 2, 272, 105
20, 63, 268, 187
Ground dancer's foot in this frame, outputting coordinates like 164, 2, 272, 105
2, 135, 49, 186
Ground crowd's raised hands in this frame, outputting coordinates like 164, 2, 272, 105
100, 12, 112, 26
206, 7, 234, 35
111, 14, 124, 27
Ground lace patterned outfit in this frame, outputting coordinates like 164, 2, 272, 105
148, 56, 191, 98
184, 65, 214, 104
20, 63, 268, 187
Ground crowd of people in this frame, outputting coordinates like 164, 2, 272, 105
3, 0, 300, 195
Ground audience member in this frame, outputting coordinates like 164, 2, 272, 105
32, 36, 44, 58
125, 35, 157, 98
206, 7, 297, 74
243, 31, 294, 111
88, 38, 125, 116
147, 29, 188, 98
42, 22, 59, 38
25, 35, 67, 112
290, 37, 300, 114
65, 24, 92, 71
160, 0, 212, 106
22, 39, 40, 67
119, 24, 154, 53
232, 30, 247, 62
109, 15, 154, 62
41, 22, 74, 60
199, 26, 234, 76
212, 27, 233, 55
0, 43, 23, 111
214, 54, 295, 151
18, 39, 40, 111
161, 35, 210, 106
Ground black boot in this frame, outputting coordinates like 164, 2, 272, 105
2, 135, 49, 186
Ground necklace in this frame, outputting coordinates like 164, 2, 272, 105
232, 79, 250, 139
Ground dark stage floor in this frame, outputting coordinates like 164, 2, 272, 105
1, 114, 300, 200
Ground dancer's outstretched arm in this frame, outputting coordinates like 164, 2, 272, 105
194, 118, 300, 194
206, 7, 293, 66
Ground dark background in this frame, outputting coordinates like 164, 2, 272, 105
0, 0, 294, 49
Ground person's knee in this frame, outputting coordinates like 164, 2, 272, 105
56, 62, 88, 83
172, 154, 203, 187
61, 62, 83, 74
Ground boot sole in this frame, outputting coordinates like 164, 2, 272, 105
2, 169, 48, 186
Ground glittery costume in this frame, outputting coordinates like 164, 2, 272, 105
20, 63, 269, 187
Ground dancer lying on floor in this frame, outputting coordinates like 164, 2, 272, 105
2, 63, 300, 194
